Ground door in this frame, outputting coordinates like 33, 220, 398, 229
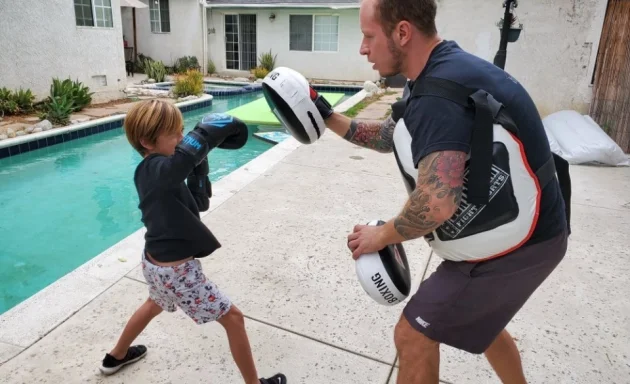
590, 0, 630, 152
224, 14, 257, 71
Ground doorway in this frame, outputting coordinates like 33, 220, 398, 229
224, 14, 257, 71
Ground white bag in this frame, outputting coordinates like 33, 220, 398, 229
542, 110, 630, 166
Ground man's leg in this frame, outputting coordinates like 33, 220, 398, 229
109, 298, 163, 359
394, 315, 440, 384
484, 329, 527, 384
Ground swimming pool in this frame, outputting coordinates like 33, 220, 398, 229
0, 93, 277, 315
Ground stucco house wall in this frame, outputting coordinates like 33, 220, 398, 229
205, 7, 379, 82
0, 0, 128, 103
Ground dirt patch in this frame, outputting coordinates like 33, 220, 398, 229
0, 97, 137, 127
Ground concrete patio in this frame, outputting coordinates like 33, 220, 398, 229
0, 96, 629, 383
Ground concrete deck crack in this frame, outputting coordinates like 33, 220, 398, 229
243, 313, 396, 368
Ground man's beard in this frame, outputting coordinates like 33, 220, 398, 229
381, 37, 404, 77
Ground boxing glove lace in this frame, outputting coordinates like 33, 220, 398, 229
309, 87, 334, 120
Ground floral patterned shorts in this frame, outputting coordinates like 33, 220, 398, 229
141, 251, 232, 324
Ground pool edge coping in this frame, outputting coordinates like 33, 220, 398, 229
0, 90, 368, 354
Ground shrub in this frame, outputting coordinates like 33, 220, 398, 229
143, 59, 167, 82
258, 50, 277, 71
252, 66, 269, 79
49, 78, 93, 112
173, 56, 200, 74
0, 87, 36, 115
172, 69, 204, 98
39, 95, 74, 126
207, 59, 216, 75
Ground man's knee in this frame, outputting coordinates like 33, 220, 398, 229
394, 314, 439, 355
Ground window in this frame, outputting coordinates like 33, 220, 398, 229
289, 15, 339, 52
150, 0, 171, 33
74, 0, 113, 28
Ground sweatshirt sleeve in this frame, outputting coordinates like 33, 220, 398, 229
143, 152, 197, 188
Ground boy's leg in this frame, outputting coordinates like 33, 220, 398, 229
100, 298, 163, 375
175, 260, 286, 384
217, 305, 259, 384
109, 298, 163, 359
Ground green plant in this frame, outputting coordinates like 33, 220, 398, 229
0, 99, 18, 115
0, 87, 11, 102
207, 59, 216, 75
258, 50, 277, 71
39, 95, 74, 126
172, 69, 204, 98
135, 53, 154, 73
173, 56, 200, 74
252, 66, 269, 79
12, 88, 35, 112
50, 78, 93, 112
144, 59, 167, 82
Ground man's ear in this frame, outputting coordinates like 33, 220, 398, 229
396, 21, 412, 46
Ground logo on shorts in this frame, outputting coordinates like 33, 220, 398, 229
415, 316, 430, 328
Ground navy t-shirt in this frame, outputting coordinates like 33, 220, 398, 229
402, 40, 566, 245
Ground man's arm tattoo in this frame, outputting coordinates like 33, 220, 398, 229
394, 150, 467, 240
343, 116, 396, 153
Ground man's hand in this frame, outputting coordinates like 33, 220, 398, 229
347, 220, 406, 259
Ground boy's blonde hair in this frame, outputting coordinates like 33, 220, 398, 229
124, 99, 184, 156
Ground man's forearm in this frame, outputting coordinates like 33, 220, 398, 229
324, 112, 396, 153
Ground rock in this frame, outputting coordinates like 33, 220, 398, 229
26, 126, 35, 134
34, 120, 53, 131
7, 128, 16, 138
0, 134, 7, 140
16, 130, 26, 136
147, 79, 156, 84
364, 80, 380, 95
70, 117, 90, 124
177, 95, 199, 102
33, 127, 43, 133
255, 78, 264, 83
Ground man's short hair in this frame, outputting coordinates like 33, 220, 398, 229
375, 0, 438, 37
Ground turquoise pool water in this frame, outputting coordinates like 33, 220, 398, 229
0, 93, 278, 314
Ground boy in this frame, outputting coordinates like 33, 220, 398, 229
99, 100, 287, 384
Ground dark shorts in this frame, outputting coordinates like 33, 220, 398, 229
403, 229, 568, 354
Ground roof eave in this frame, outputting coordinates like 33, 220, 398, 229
203, 3, 359, 9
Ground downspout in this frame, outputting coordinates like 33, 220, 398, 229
200, 0, 208, 75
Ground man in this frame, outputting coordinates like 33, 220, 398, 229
310, 0, 569, 383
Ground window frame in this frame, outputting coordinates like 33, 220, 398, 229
150, 0, 171, 34
74, 0, 114, 29
288, 13, 340, 53
223, 12, 259, 71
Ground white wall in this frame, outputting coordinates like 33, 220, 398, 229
0, 0, 127, 103
206, 7, 380, 82
435, 0, 608, 115
127, 0, 204, 68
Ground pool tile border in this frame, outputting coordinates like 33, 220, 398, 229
0, 95, 213, 160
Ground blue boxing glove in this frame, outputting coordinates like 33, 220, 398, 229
176, 113, 249, 165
